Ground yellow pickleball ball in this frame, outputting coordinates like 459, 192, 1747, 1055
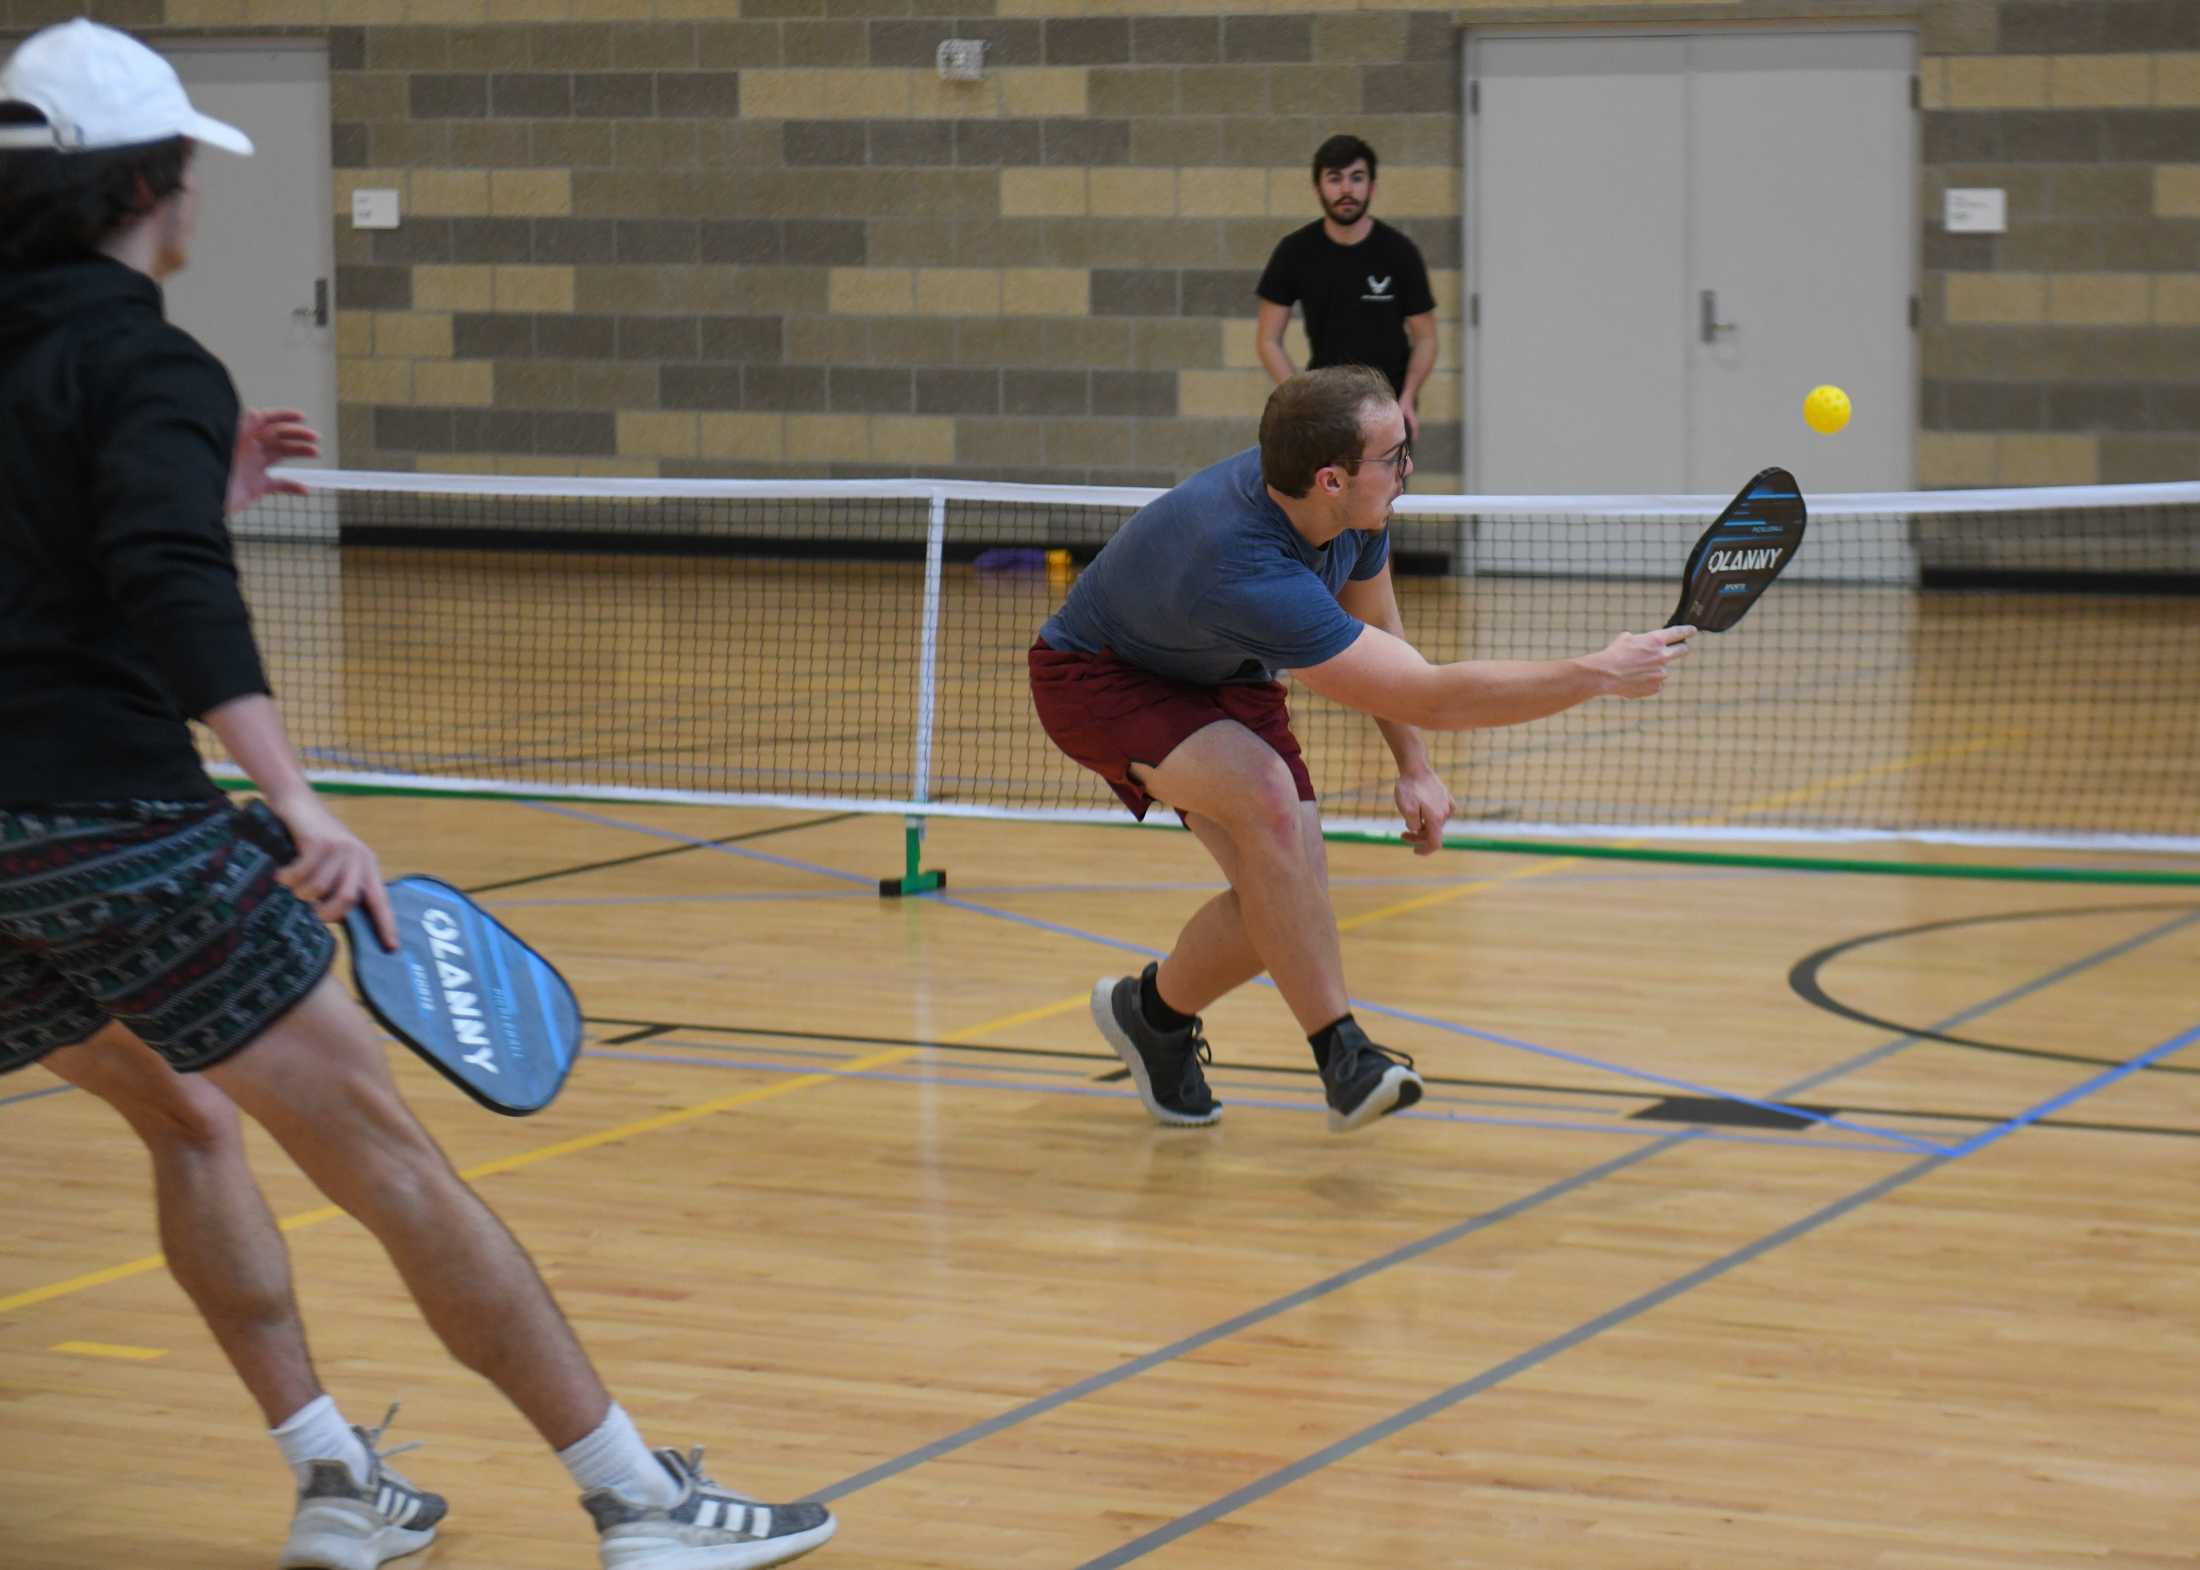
1804, 384, 1852, 435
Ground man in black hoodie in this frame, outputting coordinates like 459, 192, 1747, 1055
0, 23, 835, 1570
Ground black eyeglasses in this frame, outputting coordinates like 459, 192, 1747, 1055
1344, 438, 1412, 475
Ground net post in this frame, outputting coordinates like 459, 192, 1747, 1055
881, 488, 950, 897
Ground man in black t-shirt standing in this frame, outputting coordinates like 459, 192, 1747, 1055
1255, 134, 1438, 439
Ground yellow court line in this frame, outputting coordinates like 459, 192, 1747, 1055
51, 1341, 167, 1361
944, 994, 1088, 1040
2, 983, 1105, 1319
1719, 730, 2029, 820
1336, 730, 2032, 936
1, 1257, 171, 1317
0, 1043, 927, 1319
1337, 855, 1583, 932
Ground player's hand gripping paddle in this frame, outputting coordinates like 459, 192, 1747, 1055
236, 801, 583, 1116
1668, 466, 1808, 632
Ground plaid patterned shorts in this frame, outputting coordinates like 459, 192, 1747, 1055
0, 800, 336, 1074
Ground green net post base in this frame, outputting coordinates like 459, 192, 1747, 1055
879, 818, 947, 898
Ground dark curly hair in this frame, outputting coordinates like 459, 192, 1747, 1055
0, 104, 191, 269
1311, 133, 1377, 185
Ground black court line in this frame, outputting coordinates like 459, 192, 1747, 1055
594, 1024, 677, 1047
578, 1016, 2200, 1142
1790, 902, 2200, 1076
464, 812, 859, 895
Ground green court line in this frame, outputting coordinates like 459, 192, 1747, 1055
1321, 832, 2200, 887
210, 773, 2200, 888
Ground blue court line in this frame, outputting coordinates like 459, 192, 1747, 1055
1342, 995, 1947, 1155
628, 1034, 1925, 1134
506, 802, 1997, 1155
584, 1049, 1904, 1155
925, 890, 1168, 961
1946, 1018, 2200, 1159
0, 1084, 74, 1110
631, 1035, 1701, 1115
920, 887, 1940, 1155
1069, 1013, 2200, 1570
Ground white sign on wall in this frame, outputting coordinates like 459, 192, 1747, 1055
351, 188, 400, 230
1944, 188, 2007, 234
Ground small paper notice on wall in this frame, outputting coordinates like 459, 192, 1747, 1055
351, 189, 401, 231
1944, 188, 2006, 234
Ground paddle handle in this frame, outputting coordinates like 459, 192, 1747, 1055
233, 799, 301, 866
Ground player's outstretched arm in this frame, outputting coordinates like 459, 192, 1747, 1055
1295, 621, 1695, 732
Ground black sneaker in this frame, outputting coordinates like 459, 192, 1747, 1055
1090, 965, 1221, 1126
582, 1447, 836, 1570
1320, 1019, 1423, 1133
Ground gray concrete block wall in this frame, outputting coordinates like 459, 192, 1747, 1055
12, 0, 2193, 489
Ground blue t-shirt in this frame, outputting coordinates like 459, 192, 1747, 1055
1039, 449, 1390, 686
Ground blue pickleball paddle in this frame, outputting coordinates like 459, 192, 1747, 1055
236, 801, 583, 1116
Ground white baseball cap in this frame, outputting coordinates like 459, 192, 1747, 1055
0, 20, 252, 156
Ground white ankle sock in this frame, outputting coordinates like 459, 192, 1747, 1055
558, 1403, 680, 1506
271, 1395, 370, 1489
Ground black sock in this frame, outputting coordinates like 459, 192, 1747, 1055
1139, 965, 1197, 1033
1308, 1014, 1357, 1072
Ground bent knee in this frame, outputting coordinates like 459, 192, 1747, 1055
78, 1059, 243, 1151
1220, 763, 1306, 848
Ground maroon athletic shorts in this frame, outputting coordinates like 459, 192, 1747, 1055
1028, 640, 1316, 820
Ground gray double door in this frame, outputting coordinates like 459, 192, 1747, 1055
1468, 30, 1916, 495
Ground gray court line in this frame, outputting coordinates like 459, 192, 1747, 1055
1069, 1033, 2200, 1568
807, 1133, 1691, 1504
518, 800, 880, 888
805, 908, 2194, 1510
1069, 1151, 1947, 1570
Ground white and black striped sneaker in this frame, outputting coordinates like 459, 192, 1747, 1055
278, 1405, 446, 1570
583, 1447, 837, 1570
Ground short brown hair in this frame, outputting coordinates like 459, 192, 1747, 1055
1258, 365, 1396, 498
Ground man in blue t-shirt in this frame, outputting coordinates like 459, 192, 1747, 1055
1030, 366, 1696, 1134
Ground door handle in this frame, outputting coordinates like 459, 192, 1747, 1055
1700, 288, 1736, 345
291, 278, 329, 330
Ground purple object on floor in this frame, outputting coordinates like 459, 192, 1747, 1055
974, 547, 1047, 572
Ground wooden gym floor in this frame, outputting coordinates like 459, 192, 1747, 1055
2, 796, 2197, 1569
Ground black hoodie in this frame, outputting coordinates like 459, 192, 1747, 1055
0, 257, 268, 807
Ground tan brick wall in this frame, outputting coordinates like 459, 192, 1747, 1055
1921, 7, 2200, 485
37, 1, 2191, 486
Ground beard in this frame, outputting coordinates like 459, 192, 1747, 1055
1321, 193, 1367, 225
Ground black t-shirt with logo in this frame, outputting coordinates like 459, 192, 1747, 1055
1255, 219, 1436, 395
